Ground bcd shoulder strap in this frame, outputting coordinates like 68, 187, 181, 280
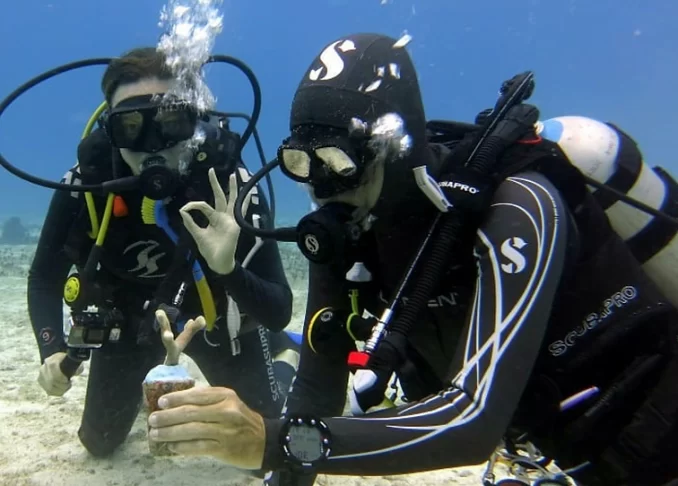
494, 138, 590, 212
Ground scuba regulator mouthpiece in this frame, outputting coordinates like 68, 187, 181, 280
232, 156, 370, 269
137, 157, 180, 200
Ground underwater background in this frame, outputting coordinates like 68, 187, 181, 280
0, 0, 677, 485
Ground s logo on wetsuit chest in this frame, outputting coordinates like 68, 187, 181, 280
122, 240, 167, 278
500, 237, 528, 274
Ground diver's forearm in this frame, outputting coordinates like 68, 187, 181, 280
216, 263, 293, 332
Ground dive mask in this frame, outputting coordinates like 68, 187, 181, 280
278, 126, 369, 199
106, 94, 198, 153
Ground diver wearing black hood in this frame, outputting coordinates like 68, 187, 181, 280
276, 34, 450, 281
284, 34, 433, 220
144, 34, 678, 486
257, 34, 678, 486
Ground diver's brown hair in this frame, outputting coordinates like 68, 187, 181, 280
101, 47, 174, 105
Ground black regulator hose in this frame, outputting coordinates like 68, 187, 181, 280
233, 157, 298, 240
383, 136, 519, 344
0, 58, 114, 193
371, 72, 538, 378
214, 111, 275, 223
205, 55, 261, 151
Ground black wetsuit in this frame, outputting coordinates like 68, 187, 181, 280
28, 158, 295, 457
263, 160, 678, 485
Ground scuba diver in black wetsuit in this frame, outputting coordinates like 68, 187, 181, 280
9, 47, 302, 458
137, 33, 678, 486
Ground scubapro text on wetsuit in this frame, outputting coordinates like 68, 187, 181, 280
548, 285, 638, 357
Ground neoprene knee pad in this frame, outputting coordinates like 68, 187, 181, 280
77, 422, 128, 458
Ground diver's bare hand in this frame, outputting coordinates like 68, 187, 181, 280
37, 352, 83, 396
148, 386, 265, 470
180, 168, 254, 275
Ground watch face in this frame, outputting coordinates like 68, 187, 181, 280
287, 423, 324, 462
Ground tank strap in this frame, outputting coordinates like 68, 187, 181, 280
592, 123, 643, 211
625, 166, 678, 265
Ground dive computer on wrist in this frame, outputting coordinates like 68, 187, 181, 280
279, 415, 332, 471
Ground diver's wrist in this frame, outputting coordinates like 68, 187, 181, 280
262, 418, 286, 471
210, 257, 236, 276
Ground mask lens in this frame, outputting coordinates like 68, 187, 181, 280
280, 148, 312, 179
110, 111, 144, 147
314, 147, 358, 177
155, 109, 196, 141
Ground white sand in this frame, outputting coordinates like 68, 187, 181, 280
0, 244, 503, 486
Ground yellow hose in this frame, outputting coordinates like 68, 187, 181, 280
96, 193, 115, 247
80, 101, 109, 239
195, 278, 218, 331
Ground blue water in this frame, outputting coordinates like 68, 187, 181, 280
0, 0, 676, 226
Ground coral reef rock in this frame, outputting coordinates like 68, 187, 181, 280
0, 217, 31, 245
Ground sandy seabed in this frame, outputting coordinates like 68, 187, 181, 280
0, 244, 495, 486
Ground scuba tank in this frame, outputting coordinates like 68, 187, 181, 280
538, 115, 678, 309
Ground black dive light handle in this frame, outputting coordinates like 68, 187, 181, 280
464, 71, 535, 165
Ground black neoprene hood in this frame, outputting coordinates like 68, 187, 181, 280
289, 33, 434, 219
